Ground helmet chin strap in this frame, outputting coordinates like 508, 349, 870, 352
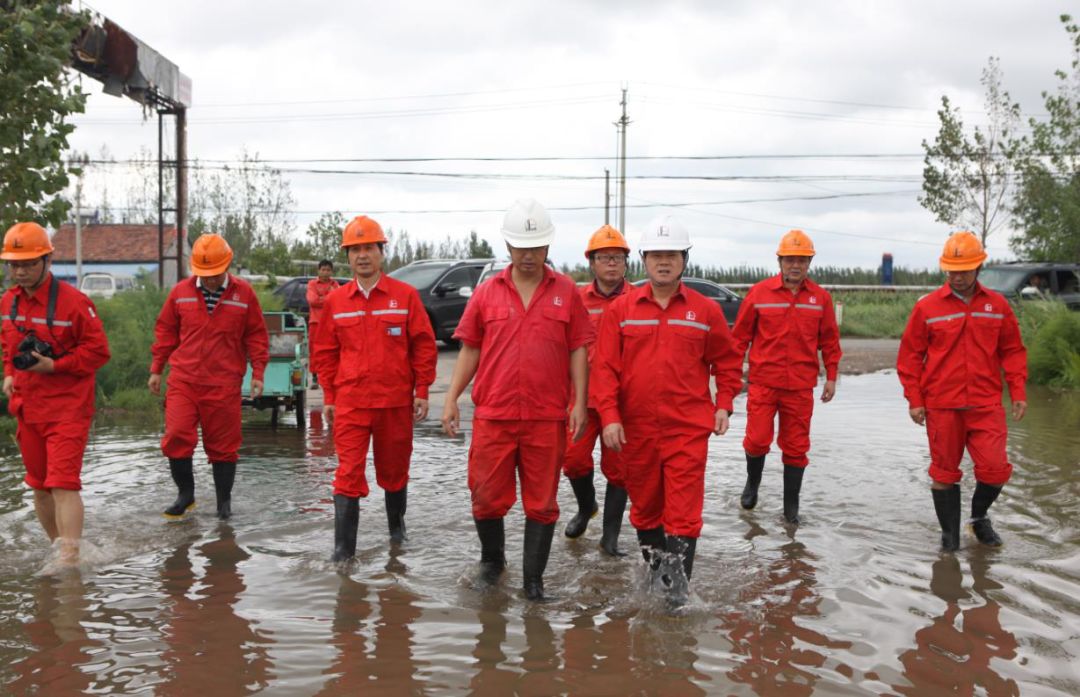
27, 254, 49, 292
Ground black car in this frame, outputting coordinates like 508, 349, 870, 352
273, 276, 353, 316
631, 277, 743, 326
980, 262, 1080, 309
388, 258, 492, 344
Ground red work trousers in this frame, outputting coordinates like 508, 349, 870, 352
743, 383, 815, 468
621, 427, 710, 538
162, 379, 242, 462
926, 405, 1012, 486
332, 405, 413, 498
17, 417, 93, 490
468, 419, 566, 524
562, 408, 624, 487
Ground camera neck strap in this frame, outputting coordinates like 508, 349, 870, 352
9, 275, 61, 334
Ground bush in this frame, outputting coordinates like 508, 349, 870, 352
1019, 301, 1080, 388
94, 286, 169, 399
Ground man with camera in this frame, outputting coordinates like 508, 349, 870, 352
1, 222, 111, 567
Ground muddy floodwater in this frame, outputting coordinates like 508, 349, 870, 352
1, 371, 1078, 695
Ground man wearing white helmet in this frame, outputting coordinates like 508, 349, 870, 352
442, 198, 593, 601
591, 216, 742, 602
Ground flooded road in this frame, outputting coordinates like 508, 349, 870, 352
1, 370, 1078, 695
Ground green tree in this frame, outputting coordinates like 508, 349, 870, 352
919, 58, 1021, 246
466, 230, 494, 258
1012, 14, 1080, 261
304, 211, 346, 262
0, 1, 88, 230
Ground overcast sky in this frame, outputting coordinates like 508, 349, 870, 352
64, 0, 1077, 271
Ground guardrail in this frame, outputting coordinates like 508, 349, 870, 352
723, 283, 936, 293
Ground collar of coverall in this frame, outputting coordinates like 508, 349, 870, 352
769, 272, 811, 292
635, 279, 687, 306
16, 272, 55, 302
349, 272, 386, 297
195, 275, 230, 290
588, 278, 626, 299
496, 262, 556, 288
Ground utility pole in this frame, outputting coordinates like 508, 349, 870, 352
604, 168, 610, 225
70, 152, 89, 289
617, 85, 629, 235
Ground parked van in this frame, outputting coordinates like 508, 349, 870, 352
79, 273, 134, 299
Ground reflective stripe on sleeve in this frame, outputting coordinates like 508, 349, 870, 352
926, 312, 966, 324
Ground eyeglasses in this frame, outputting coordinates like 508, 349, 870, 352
593, 254, 626, 265
5, 259, 43, 270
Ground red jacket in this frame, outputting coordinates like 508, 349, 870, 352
1, 275, 111, 423
454, 264, 594, 421
313, 275, 437, 409
306, 277, 339, 325
150, 275, 269, 388
590, 281, 743, 433
579, 280, 628, 409
897, 283, 1027, 409
731, 274, 842, 390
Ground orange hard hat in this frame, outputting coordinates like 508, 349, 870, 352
190, 233, 234, 276
939, 231, 987, 271
341, 215, 388, 248
584, 224, 630, 259
1, 222, 54, 261
776, 229, 815, 257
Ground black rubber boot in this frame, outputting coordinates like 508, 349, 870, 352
164, 458, 196, 518
563, 474, 598, 539
741, 453, 766, 510
636, 526, 666, 568
523, 518, 556, 601
385, 485, 407, 544
211, 461, 236, 520
475, 517, 506, 585
666, 535, 698, 581
970, 482, 1003, 547
331, 494, 360, 562
783, 465, 805, 524
931, 485, 961, 552
599, 484, 628, 557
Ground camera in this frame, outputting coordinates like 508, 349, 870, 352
12, 334, 54, 371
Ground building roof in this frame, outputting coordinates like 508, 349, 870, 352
52, 224, 184, 263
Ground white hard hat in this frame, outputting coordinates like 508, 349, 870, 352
501, 198, 555, 248
638, 215, 692, 252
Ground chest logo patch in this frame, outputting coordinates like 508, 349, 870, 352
553, 296, 563, 307
686, 310, 696, 321
984, 303, 992, 312
809, 296, 818, 304
389, 298, 399, 308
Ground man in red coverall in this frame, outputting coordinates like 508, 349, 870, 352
731, 229, 842, 525
591, 216, 742, 598
897, 231, 1027, 552
1, 222, 111, 566
562, 224, 632, 556
306, 259, 339, 388
149, 233, 269, 521
442, 198, 592, 601
313, 216, 437, 561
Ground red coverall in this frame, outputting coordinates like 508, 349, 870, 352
151, 276, 269, 463
1, 275, 111, 490
590, 282, 742, 537
563, 279, 628, 486
305, 277, 339, 376
897, 283, 1027, 486
313, 276, 437, 498
453, 265, 594, 524
731, 274, 842, 468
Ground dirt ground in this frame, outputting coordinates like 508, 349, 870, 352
836, 338, 900, 375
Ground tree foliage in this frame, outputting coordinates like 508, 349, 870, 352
920, 58, 1020, 246
0, 1, 87, 230
1012, 14, 1080, 261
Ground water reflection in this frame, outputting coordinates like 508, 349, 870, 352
8, 573, 97, 695
725, 538, 852, 695
469, 593, 515, 694
158, 527, 273, 695
894, 555, 1020, 696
